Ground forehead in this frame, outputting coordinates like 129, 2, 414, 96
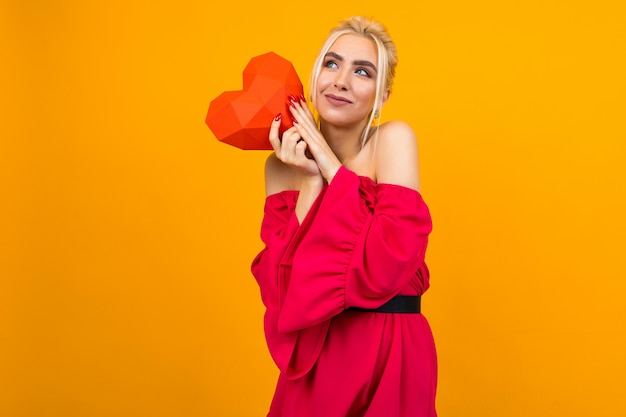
328, 34, 378, 61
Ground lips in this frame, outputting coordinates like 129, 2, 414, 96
325, 94, 352, 105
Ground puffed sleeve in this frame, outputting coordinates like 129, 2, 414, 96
251, 191, 331, 380
250, 191, 300, 310
278, 166, 433, 333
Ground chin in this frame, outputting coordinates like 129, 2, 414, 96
318, 107, 358, 126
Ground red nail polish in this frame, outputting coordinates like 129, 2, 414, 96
291, 116, 298, 124
299, 94, 306, 102
288, 94, 297, 102
289, 101, 296, 109
274, 113, 282, 121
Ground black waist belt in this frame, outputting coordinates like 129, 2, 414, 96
345, 295, 421, 314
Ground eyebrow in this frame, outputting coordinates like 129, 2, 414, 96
324, 52, 378, 73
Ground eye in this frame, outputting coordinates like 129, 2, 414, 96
324, 60, 338, 69
356, 68, 371, 77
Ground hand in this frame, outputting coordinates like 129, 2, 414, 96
288, 95, 343, 183
268, 114, 321, 179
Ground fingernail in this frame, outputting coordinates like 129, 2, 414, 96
299, 94, 306, 102
288, 94, 297, 103
289, 101, 296, 109
291, 116, 298, 124
274, 113, 282, 121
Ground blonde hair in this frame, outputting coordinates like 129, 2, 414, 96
309, 16, 398, 148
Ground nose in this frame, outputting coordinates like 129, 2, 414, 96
335, 79, 347, 90
334, 69, 349, 90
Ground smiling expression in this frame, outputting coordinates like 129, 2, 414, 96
314, 34, 381, 128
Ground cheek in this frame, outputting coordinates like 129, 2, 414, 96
316, 73, 332, 92
354, 83, 377, 104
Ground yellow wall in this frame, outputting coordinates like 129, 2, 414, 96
2, 0, 625, 416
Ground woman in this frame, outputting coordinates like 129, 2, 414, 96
251, 16, 438, 417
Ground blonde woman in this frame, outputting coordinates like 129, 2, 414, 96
252, 16, 438, 417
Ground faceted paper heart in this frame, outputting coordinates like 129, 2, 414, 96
206, 52, 304, 150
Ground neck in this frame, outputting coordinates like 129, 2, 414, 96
320, 119, 368, 164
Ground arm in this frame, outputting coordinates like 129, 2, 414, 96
277, 122, 432, 332
251, 156, 330, 380
250, 187, 300, 311
267, 114, 327, 224
375, 120, 421, 191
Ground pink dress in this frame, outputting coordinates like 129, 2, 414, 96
251, 166, 438, 417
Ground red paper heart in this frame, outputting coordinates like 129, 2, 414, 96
205, 52, 304, 150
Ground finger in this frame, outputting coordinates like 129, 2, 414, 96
288, 95, 311, 123
287, 102, 309, 130
277, 126, 298, 156
290, 94, 314, 116
287, 98, 325, 152
289, 103, 318, 136
291, 118, 321, 151
282, 127, 299, 145
295, 139, 308, 156
297, 94, 316, 119
297, 139, 315, 160
281, 129, 300, 158
288, 96, 305, 116
268, 114, 283, 152
295, 139, 316, 161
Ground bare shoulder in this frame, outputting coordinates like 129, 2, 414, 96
264, 153, 299, 196
374, 120, 421, 191
377, 120, 418, 150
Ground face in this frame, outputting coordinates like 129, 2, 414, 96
315, 34, 381, 128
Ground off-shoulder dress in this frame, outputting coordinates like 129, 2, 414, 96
251, 166, 438, 417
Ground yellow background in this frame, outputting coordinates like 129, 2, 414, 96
1, 0, 625, 416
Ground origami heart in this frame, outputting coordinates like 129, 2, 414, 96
205, 52, 304, 150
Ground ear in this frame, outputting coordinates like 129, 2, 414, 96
372, 90, 391, 118
381, 89, 390, 105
